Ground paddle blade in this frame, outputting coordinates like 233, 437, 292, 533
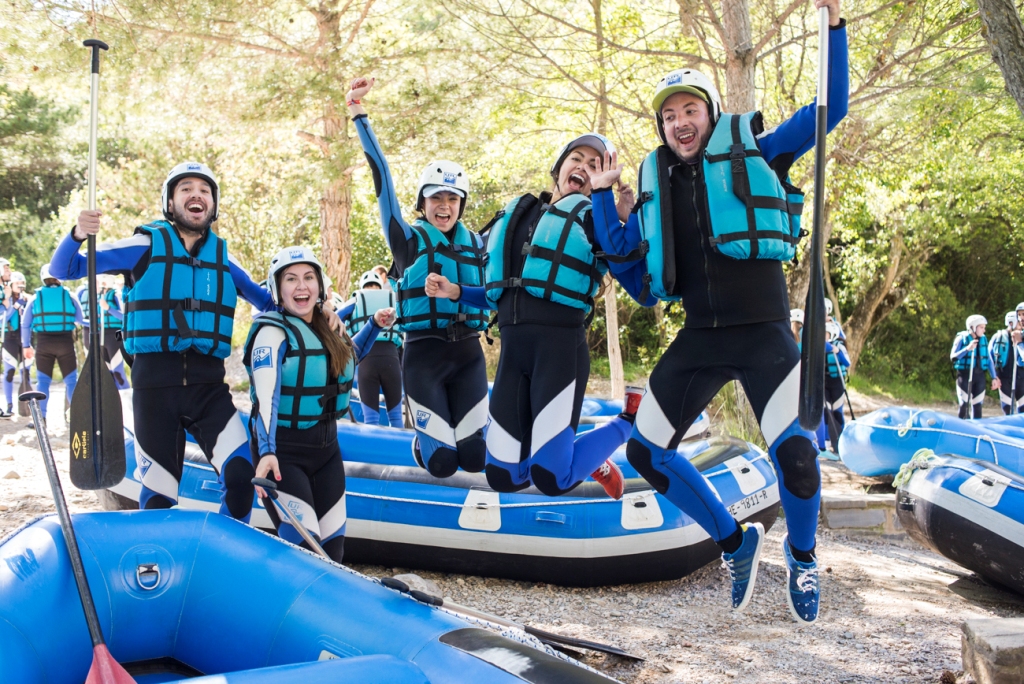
85, 644, 137, 684
69, 348, 125, 490
18, 364, 32, 417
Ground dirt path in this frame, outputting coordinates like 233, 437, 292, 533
2, 380, 1021, 684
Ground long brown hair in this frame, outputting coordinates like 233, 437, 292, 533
309, 303, 353, 379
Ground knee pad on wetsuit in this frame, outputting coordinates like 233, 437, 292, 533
625, 433, 671, 494
528, 464, 580, 497
771, 430, 821, 500
140, 488, 175, 510
484, 463, 531, 493
4, 367, 13, 383
220, 456, 255, 521
415, 432, 459, 478
456, 430, 485, 473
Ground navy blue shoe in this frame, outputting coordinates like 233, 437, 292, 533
721, 522, 764, 611
783, 535, 820, 624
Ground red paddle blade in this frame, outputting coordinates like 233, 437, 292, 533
85, 645, 137, 684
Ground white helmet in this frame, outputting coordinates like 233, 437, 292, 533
40, 264, 58, 283
652, 69, 722, 143
267, 246, 326, 306
416, 160, 469, 218
1006, 312, 1018, 328
824, 298, 834, 315
359, 270, 385, 290
1017, 302, 1024, 314
826, 321, 842, 342
966, 314, 987, 333
549, 133, 617, 178
10, 271, 26, 285
161, 161, 219, 222
790, 308, 804, 325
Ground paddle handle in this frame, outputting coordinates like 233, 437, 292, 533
23, 393, 106, 648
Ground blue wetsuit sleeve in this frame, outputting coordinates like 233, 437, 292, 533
353, 114, 416, 270
457, 286, 494, 311
587, 189, 656, 306
250, 325, 286, 457
49, 230, 151, 281
351, 320, 381, 362
950, 335, 971, 361
21, 303, 33, 348
337, 299, 356, 322
229, 256, 274, 312
107, 292, 124, 321
759, 23, 849, 166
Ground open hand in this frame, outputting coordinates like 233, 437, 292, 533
589, 150, 623, 191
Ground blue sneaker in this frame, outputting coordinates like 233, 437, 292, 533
721, 522, 764, 611
783, 535, 820, 624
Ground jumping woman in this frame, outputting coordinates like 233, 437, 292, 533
347, 76, 488, 477
245, 246, 395, 563
426, 133, 642, 500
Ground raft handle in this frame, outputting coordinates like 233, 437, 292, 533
380, 576, 410, 593
410, 589, 443, 606
137, 563, 161, 591
535, 512, 567, 524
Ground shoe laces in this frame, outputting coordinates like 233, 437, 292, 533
793, 566, 819, 593
723, 556, 738, 582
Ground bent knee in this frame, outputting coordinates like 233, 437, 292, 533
426, 447, 459, 479
456, 432, 485, 473
774, 435, 821, 499
625, 438, 670, 494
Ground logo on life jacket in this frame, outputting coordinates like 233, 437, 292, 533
442, 172, 457, 186
416, 410, 431, 429
252, 346, 273, 369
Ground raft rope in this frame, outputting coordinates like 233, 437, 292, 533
895, 448, 1024, 493
344, 454, 771, 510
855, 410, 1024, 466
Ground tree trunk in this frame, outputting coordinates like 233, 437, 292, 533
721, 0, 756, 111
593, 0, 624, 396
977, 0, 1024, 118
315, 103, 354, 297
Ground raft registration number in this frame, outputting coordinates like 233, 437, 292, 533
727, 490, 770, 516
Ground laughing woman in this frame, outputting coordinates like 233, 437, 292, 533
347, 76, 489, 478
245, 247, 395, 562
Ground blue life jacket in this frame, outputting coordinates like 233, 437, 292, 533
826, 342, 849, 380
31, 285, 77, 333
100, 289, 122, 330
3, 298, 24, 333
633, 113, 805, 300
952, 332, 989, 372
484, 193, 606, 313
124, 221, 237, 358
396, 219, 488, 335
244, 312, 354, 429
348, 288, 401, 347
77, 287, 91, 327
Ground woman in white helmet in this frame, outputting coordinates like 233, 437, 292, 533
1, 270, 29, 418
790, 308, 804, 345
340, 269, 404, 427
244, 247, 395, 562
989, 311, 1024, 414
425, 133, 645, 502
950, 315, 999, 419
347, 77, 489, 478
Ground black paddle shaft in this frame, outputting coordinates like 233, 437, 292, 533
22, 391, 107, 649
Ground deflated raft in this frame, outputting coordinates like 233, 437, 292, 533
895, 451, 1024, 595
0, 510, 616, 683
838, 407, 1024, 477
106, 420, 780, 586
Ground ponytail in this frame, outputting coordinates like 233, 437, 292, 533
310, 304, 353, 378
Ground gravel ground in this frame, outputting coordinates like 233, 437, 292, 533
2, 381, 1022, 684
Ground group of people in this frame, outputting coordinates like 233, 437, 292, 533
790, 301, 852, 452
951, 308, 1024, 418
37, 0, 846, 626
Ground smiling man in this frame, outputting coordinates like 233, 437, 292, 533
588, 0, 848, 624
48, 162, 276, 522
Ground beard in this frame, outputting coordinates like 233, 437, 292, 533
170, 203, 213, 234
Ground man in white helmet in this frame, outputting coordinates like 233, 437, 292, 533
47, 161, 295, 522
1, 270, 29, 418
989, 311, 1024, 414
951, 314, 998, 419
588, 0, 847, 624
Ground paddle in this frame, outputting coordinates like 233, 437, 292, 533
251, 477, 644, 661
967, 345, 976, 420
18, 356, 32, 418
798, 7, 831, 431
69, 38, 125, 490
21, 390, 137, 684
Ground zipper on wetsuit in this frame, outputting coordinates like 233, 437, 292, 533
690, 165, 717, 327
182, 351, 187, 386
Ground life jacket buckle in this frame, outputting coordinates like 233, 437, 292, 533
507, 277, 523, 288
637, 191, 654, 205
521, 244, 536, 256
182, 298, 202, 311
728, 143, 745, 160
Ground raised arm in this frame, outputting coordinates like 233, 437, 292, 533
346, 77, 416, 270
350, 307, 397, 362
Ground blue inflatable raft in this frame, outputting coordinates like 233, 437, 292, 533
106, 415, 779, 586
895, 451, 1024, 595
838, 407, 1024, 477
0, 510, 617, 683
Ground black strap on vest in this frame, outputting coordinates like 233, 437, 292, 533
34, 288, 77, 330
271, 316, 351, 426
